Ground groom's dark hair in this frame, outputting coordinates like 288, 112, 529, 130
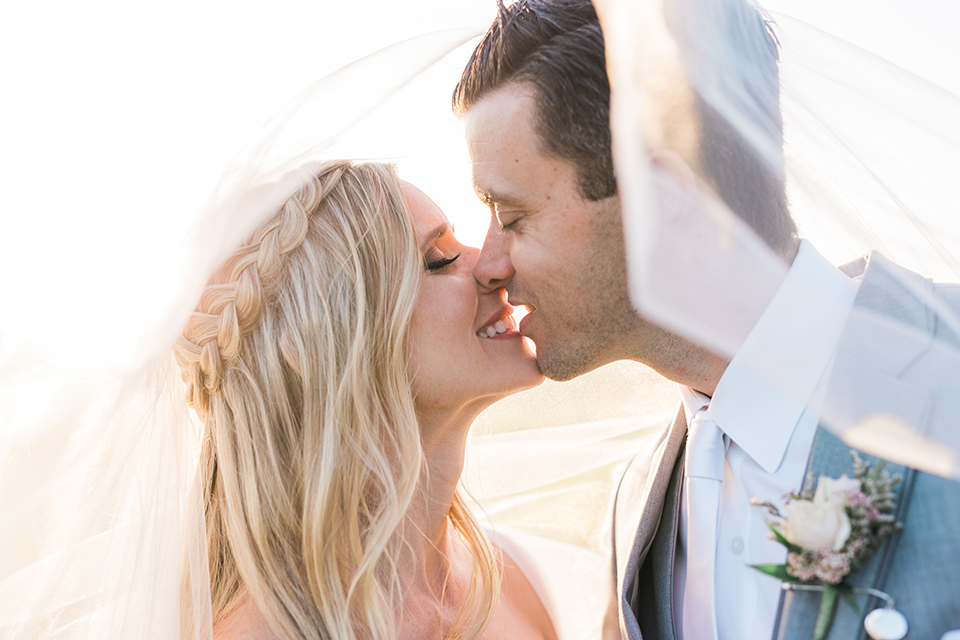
453, 0, 615, 201
452, 0, 797, 255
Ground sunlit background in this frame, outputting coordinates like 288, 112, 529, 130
2, 0, 958, 373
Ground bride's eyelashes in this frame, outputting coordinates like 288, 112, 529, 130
424, 252, 461, 272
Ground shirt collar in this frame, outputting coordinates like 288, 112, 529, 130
679, 385, 711, 423
701, 241, 859, 474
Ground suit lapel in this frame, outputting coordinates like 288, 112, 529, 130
614, 407, 687, 639
632, 436, 685, 640
771, 251, 929, 638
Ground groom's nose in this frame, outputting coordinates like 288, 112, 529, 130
474, 216, 514, 292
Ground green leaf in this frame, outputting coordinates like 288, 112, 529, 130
750, 564, 800, 583
867, 461, 887, 480
813, 584, 839, 640
768, 521, 804, 553
837, 582, 861, 616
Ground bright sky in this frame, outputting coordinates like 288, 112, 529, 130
1, 0, 958, 369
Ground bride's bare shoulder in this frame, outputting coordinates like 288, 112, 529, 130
496, 546, 558, 640
213, 598, 280, 640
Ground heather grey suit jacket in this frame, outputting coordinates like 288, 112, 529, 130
605, 253, 960, 640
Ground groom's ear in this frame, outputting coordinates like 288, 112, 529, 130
647, 148, 699, 221
648, 148, 697, 191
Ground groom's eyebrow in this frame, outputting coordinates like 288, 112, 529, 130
474, 186, 523, 209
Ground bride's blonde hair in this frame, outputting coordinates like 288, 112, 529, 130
174, 161, 499, 639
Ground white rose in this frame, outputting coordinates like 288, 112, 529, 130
814, 474, 861, 506
779, 499, 852, 551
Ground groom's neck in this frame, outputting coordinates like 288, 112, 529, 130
664, 350, 728, 397
629, 328, 729, 397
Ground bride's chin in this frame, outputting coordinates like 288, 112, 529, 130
501, 365, 547, 396
517, 375, 546, 395
525, 359, 547, 386
470, 369, 544, 411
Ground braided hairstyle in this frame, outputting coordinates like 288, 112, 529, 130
174, 161, 498, 639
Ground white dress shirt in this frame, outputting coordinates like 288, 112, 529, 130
674, 241, 860, 640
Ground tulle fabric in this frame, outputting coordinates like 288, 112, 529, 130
3, 0, 960, 638
0, 358, 209, 639
0, 26, 493, 640
596, 0, 960, 477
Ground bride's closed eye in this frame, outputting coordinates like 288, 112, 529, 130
424, 252, 461, 272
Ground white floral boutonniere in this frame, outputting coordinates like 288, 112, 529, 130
750, 452, 903, 640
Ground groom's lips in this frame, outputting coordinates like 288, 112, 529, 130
517, 304, 535, 337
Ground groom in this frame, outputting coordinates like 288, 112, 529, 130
454, 0, 960, 639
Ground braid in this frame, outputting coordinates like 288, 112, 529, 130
174, 165, 345, 421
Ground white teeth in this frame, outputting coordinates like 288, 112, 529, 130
478, 316, 514, 338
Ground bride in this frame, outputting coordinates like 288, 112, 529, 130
174, 160, 555, 639
0, 10, 641, 639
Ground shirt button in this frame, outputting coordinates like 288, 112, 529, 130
731, 537, 745, 555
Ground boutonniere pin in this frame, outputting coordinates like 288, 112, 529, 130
750, 452, 905, 640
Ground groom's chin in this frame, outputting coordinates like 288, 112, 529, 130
535, 349, 601, 382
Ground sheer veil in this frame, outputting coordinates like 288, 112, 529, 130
595, 0, 960, 479
2, 0, 959, 638
0, 11, 496, 638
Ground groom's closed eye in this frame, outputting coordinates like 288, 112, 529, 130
495, 207, 523, 231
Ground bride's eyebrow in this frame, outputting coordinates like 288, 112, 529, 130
419, 223, 450, 251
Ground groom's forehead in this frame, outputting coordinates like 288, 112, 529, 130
464, 88, 560, 189
463, 83, 540, 147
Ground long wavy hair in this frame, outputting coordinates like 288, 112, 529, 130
174, 161, 499, 639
